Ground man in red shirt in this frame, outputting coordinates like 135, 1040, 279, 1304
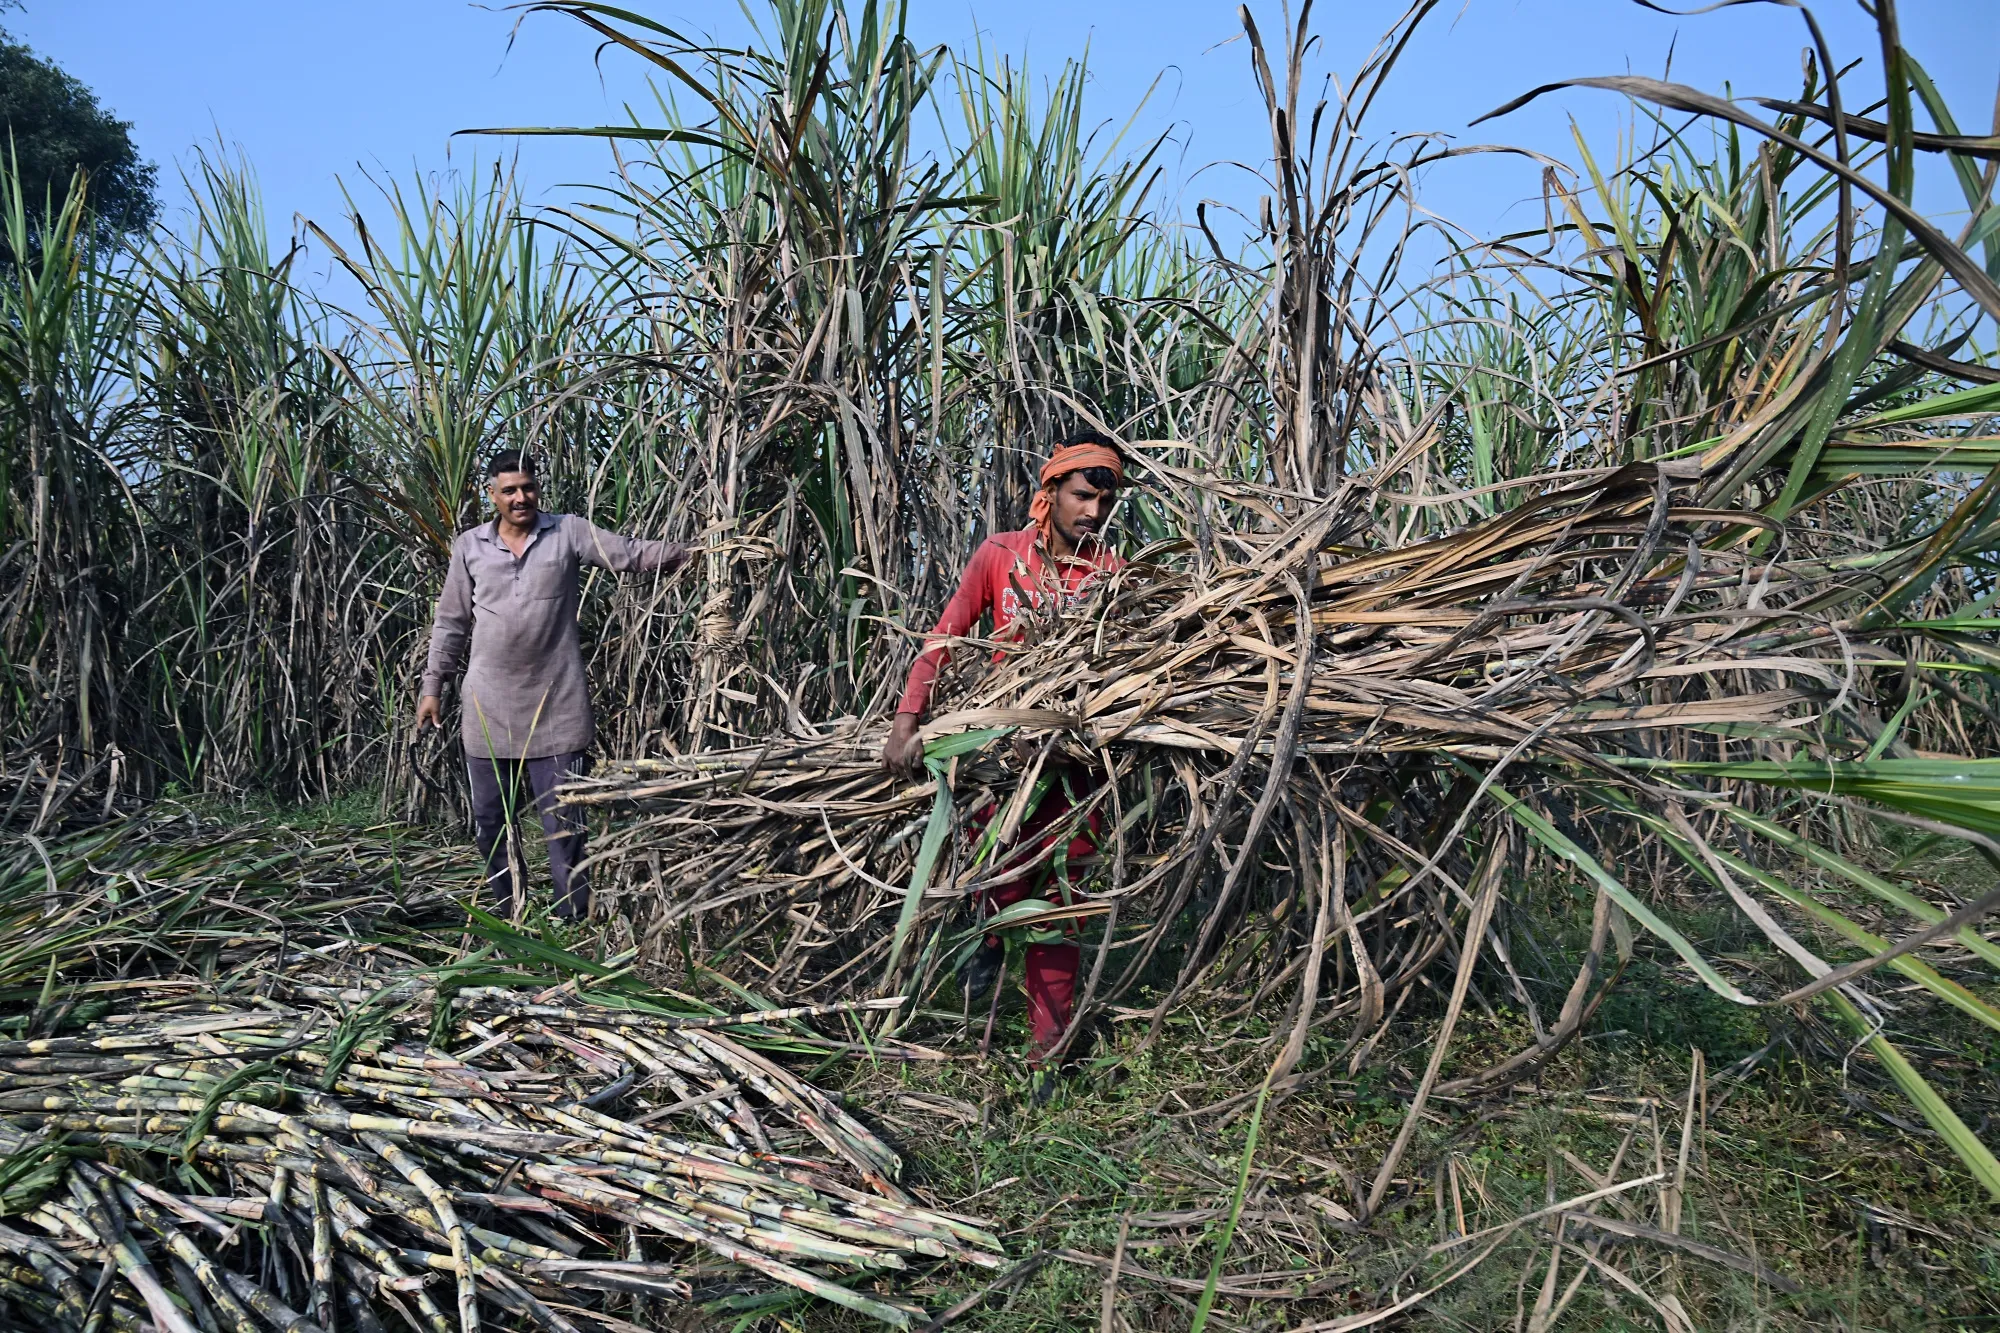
883, 432, 1127, 1069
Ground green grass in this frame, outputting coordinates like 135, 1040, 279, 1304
758, 872, 2000, 1331
166, 783, 397, 833
785, 1002, 1998, 1329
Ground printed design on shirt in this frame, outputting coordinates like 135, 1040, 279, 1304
996, 555, 1103, 626
997, 584, 1028, 624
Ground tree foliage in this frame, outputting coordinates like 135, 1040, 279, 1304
0, 20, 156, 245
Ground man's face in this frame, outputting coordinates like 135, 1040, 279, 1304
488, 470, 541, 528
1050, 471, 1115, 550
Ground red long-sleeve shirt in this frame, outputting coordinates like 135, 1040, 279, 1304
896, 528, 1124, 717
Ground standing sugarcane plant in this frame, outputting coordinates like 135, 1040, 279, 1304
950, 45, 1168, 515
0, 159, 144, 790
136, 155, 396, 798
470, 0, 992, 744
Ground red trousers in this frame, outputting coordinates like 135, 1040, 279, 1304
975, 767, 1100, 1063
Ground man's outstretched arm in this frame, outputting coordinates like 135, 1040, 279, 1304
417, 542, 474, 729
574, 518, 690, 574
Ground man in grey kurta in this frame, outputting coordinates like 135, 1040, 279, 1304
419, 450, 687, 919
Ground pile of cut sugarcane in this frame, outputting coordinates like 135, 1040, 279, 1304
0, 979, 1002, 1331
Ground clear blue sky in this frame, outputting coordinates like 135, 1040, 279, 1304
10, 0, 1994, 293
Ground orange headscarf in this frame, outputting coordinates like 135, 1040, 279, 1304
1029, 442, 1126, 545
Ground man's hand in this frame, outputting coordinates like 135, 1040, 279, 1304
416, 695, 443, 732
881, 712, 925, 779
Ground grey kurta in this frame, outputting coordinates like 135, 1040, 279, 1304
422, 513, 683, 759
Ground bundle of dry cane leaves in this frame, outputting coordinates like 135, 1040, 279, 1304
566, 458, 1915, 1074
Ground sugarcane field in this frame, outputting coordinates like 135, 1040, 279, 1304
3, 0, 1999, 1328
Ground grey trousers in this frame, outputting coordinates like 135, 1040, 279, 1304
467, 751, 591, 919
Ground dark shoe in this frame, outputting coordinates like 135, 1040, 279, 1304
1028, 1066, 1063, 1108
961, 939, 1004, 1000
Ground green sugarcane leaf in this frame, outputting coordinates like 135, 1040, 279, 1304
1814, 439, 2000, 474
1723, 847, 2000, 1034
883, 771, 954, 985
319, 1005, 392, 1093
1884, 618, 2000, 631
454, 124, 740, 152
1884, 616, 2000, 632
183, 1060, 284, 1161
1866, 688, 1934, 762
1850, 378, 2000, 429
1484, 780, 1753, 1004
922, 726, 1012, 761
1827, 989, 2000, 1201
1587, 785, 2000, 1033
0, 1134, 69, 1215
462, 906, 627, 977
968, 771, 1057, 871
1720, 798, 2000, 974
1616, 756, 2000, 843
980, 899, 1111, 932
1592, 771, 2000, 973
